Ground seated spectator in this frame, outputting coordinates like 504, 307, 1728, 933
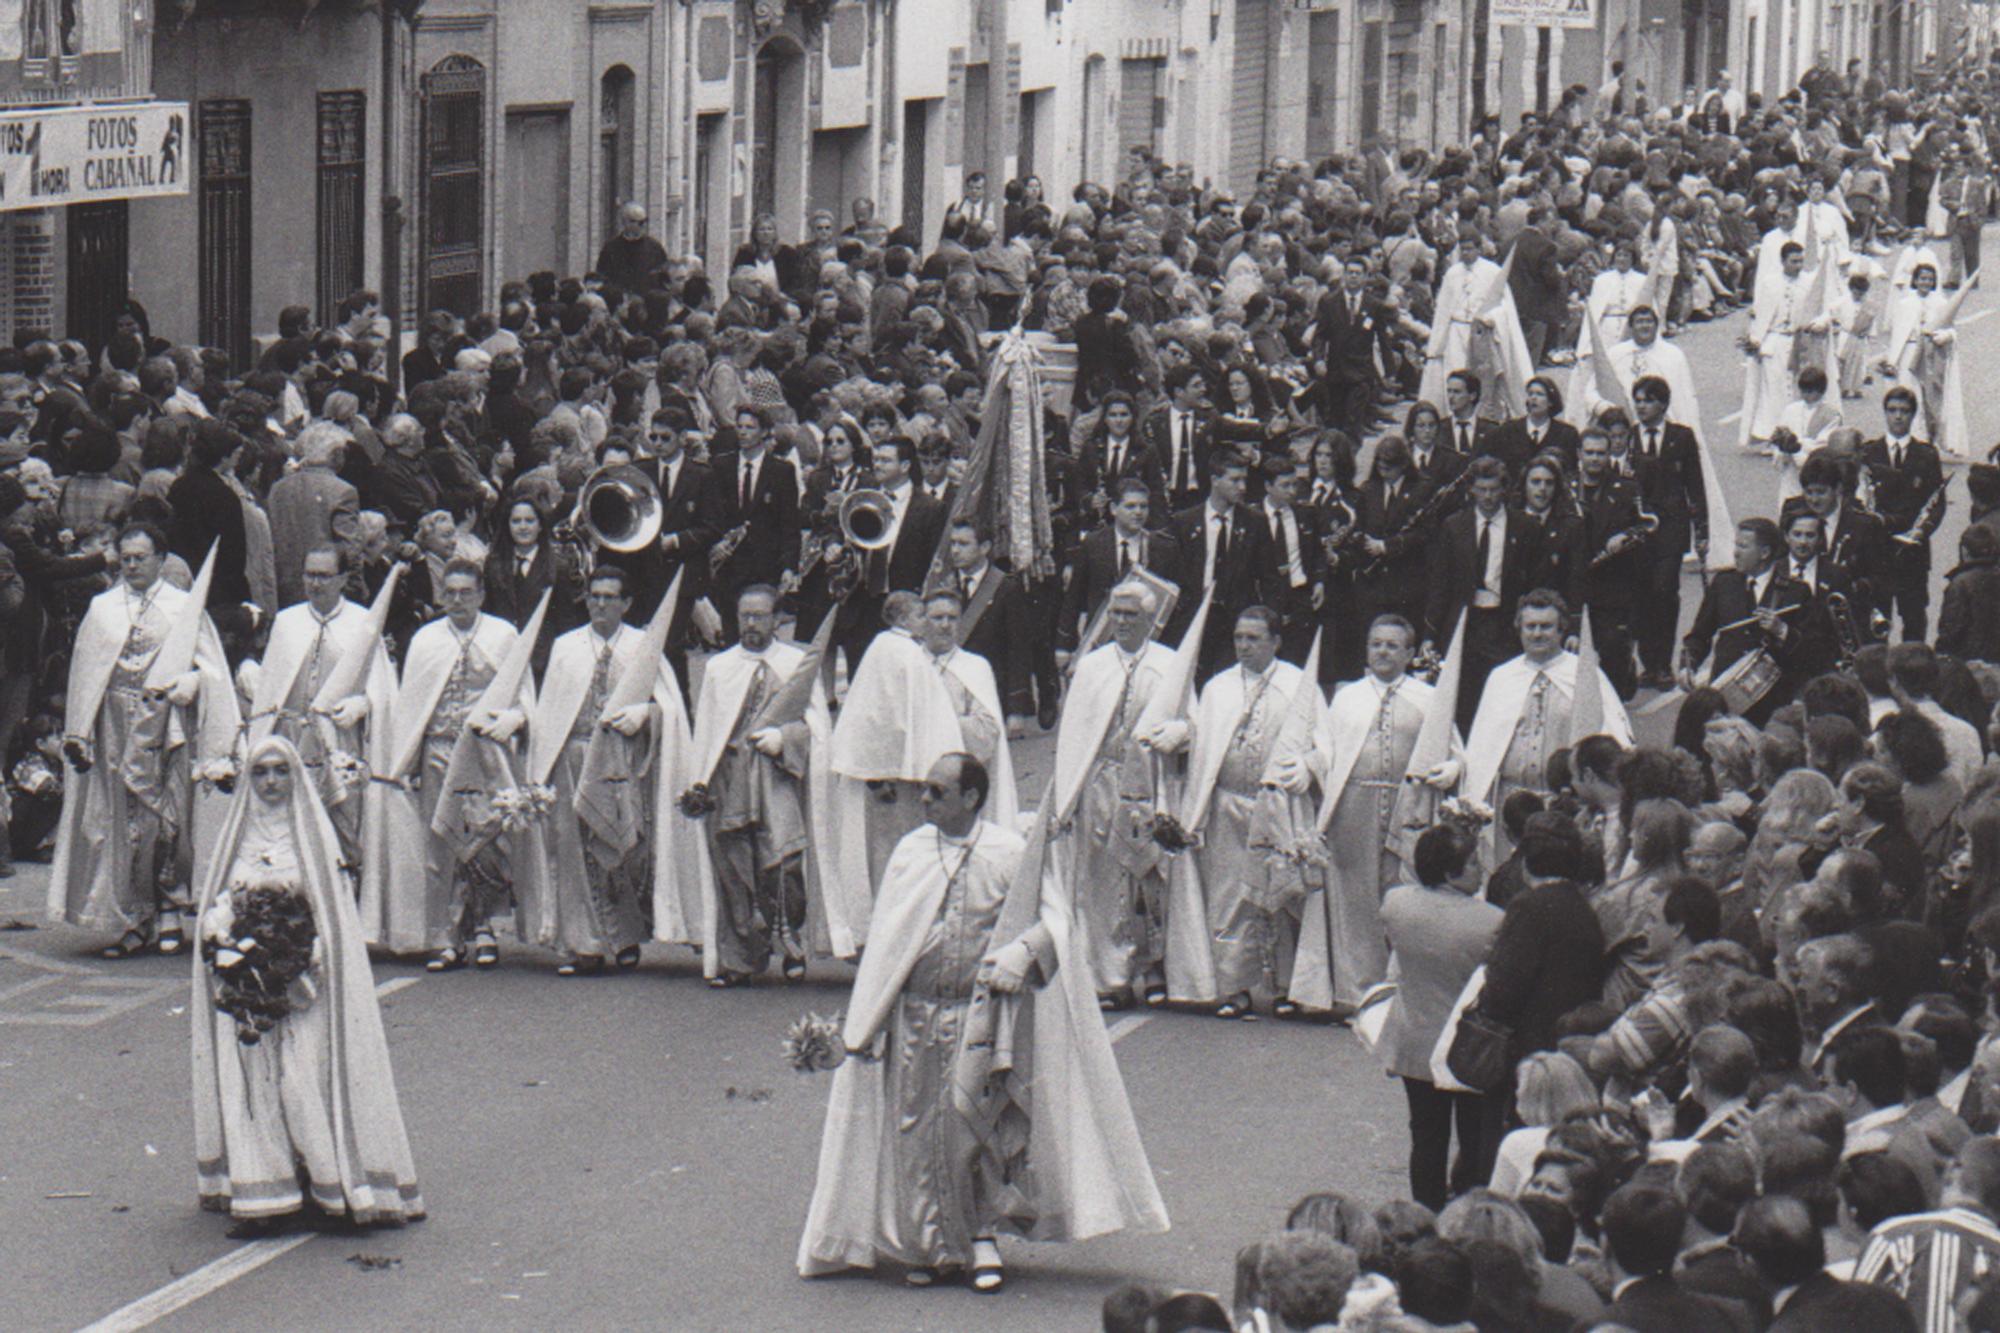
1855, 1136, 2000, 1331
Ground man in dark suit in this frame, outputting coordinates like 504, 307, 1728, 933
1140, 365, 1214, 512
1596, 1184, 1755, 1333
1507, 205, 1567, 366
1777, 507, 1861, 678
1166, 449, 1269, 682
1348, 434, 1433, 654
1059, 478, 1181, 651
1425, 456, 1541, 726
709, 403, 800, 640
1438, 370, 1497, 463
639, 412, 719, 690
1629, 374, 1708, 688
834, 435, 947, 674
1076, 391, 1165, 526
1255, 457, 1326, 663
1312, 254, 1385, 438
1571, 428, 1649, 699
1735, 1197, 1918, 1332
1785, 449, 1890, 612
1859, 385, 1948, 641
939, 517, 1034, 724
1480, 377, 1583, 479
1680, 518, 1812, 726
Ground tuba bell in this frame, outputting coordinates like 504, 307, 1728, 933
575, 464, 663, 552
838, 488, 897, 550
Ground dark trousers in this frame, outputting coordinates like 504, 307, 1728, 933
1403, 1077, 1487, 1212
1632, 541, 1684, 674
1475, 1080, 1519, 1187
1454, 606, 1513, 734
1880, 571, 1930, 643
1588, 604, 1638, 700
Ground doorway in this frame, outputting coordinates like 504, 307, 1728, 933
506, 107, 570, 283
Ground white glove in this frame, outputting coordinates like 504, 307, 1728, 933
748, 726, 785, 757
1421, 759, 1464, 791
1272, 756, 1311, 794
603, 703, 651, 737
980, 940, 1036, 994
324, 695, 369, 729
1144, 719, 1191, 753
477, 707, 527, 742
164, 670, 201, 708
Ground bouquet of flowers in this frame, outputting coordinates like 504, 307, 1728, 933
782, 1011, 848, 1074
676, 782, 718, 818
194, 756, 239, 794
12, 751, 59, 799
1148, 811, 1200, 854
202, 883, 319, 1046
326, 750, 369, 800
1436, 795, 1495, 835
488, 783, 556, 832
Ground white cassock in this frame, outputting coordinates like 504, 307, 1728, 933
829, 631, 1017, 935
1573, 267, 1652, 363
1740, 271, 1833, 447
1772, 398, 1845, 502
241, 599, 396, 911
1882, 289, 1969, 459
686, 640, 847, 963
377, 613, 542, 953
525, 622, 713, 958
1288, 671, 1443, 1012
1164, 659, 1308, 1005
1574, 333, 1701, 431
1051, 639, 1178, 995
1795, 202, 1852, 273
1420, 256, 1534, 418
49, 581, 241, 933
1462, 652, 1631, 845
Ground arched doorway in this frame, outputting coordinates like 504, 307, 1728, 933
752, 36, 806, 240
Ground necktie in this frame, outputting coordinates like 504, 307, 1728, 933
1175, 414, 1192, 492
740, 459, 753, 509
1458, 422, 1472, 452
1476, 516, 1492, 587
961, 570, 975, 602
1118, 539, 1132, 574
1646, 428, 1660, 458
1108, 442, 1123, 478
1214, 512, 1230, 581
1892, 442, 1904, 469
1313, 481, 1329, 507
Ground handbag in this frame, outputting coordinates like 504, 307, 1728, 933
1444, 1005, 1516, 1094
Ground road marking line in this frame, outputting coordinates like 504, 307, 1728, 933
79, 1234, 315, 1333
74, 972, 425, 1330
1108, 1012, 1154, 1044
0, 937, 97, 976
1965, 308, 1993, 326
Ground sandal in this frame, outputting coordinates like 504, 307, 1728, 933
615, 946, 642, 970
707, 972, 746, 989
1142, 983, 1168, 1008
472, 937, 499, 968
1098, 988, 1135, 1013
1273, 998, 1301, 1020
426, 948, 467, 973
156, 928, 186, 956
781, 956, 807, 982
970, 1238, 1004, 1293
1215, 993, 1258, 1021
557, 955, 605, 978
101, 929, 152, 960
903, 1266, 938, 1288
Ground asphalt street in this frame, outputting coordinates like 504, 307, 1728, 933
4, 263, 1996, 1331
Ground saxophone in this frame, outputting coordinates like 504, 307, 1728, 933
708, 523, 749, 575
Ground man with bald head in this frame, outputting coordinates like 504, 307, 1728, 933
1687, 821, 1755, 953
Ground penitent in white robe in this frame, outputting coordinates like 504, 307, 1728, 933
1463, 652, 1631, 859
1882, 289, 1970, 459
798, 819, 1167, 1276
1420, 256, 1534, 418
1290, 672, 1433, 1012
1165, 659, 1307, 1005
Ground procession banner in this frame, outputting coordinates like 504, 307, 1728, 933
0, 101, 188, 212
1494, 0, 1596, 28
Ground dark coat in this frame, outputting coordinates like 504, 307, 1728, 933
1425, 504, 1541, 637
1483, 416, 1582, 478
1480, 878, 1606, 1063
710, 451, 801, 590
1859, 435, 1947, 574
1681, 568, 1814, 722
1060, 527, 1181, 648
1590, 1273, 1753, 1333
1572, 476, 1649, 610
951, 564, 1034, 715
1938, 556, 2000, 662
1629, 419, 1708, 554
165, 467, 250, 605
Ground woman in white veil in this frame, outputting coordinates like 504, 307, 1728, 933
191, 735, 424, 1235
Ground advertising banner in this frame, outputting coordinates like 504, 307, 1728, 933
0, 101, 188, 211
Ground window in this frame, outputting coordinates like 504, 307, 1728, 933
421, 55, 486, 318
316, 91, 366, 329
198, 98, 252, 371
600, 65, 635, 243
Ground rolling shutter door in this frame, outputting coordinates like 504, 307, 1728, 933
1230, 0, 1271, 192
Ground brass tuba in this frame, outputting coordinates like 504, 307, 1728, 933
575, 464, 662, 552
838, 488, 897, 550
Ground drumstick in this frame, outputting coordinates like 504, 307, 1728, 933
1714, 603, 1802, 635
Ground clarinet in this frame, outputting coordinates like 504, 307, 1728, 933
1355, 467, 1477, 577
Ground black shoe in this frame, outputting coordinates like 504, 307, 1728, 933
1038, 696, 1060, 731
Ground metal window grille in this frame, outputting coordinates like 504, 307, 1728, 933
198, 98, 252, 372
316, 91, 366, 329
421, 55, 485, 318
